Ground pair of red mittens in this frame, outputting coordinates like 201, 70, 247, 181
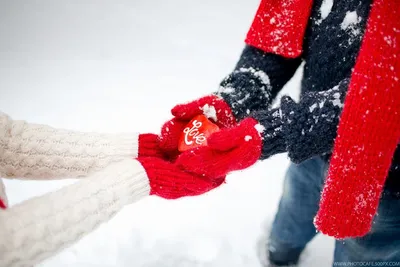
158, 95, 263, 178
137, 133, 225, 199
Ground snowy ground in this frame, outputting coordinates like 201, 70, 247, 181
0, 1, 334, 266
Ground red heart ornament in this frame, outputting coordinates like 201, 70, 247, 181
178, 115, 220, 152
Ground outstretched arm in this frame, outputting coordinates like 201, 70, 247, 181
0, 159, 150, 267
174, 79, 349, 178
159, 45, 302, 155
0, 112, 140, 180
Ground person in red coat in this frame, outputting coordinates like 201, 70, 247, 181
159, 0, 400, 266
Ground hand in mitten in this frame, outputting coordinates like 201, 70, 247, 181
0, 179, 7, 210
0, 198, 6, 210
138, 133, 165, 158
175, 117, 263, 178
138, 133, 225, 199
159, 95, 237, 158
137, 157, 225, 199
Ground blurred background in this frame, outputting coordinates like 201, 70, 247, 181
0, 1, 333, 266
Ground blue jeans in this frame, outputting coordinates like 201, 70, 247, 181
269, 157, 400, 266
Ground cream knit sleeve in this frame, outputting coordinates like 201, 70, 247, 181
0, 112, 139, 179
0, 158, 151, 267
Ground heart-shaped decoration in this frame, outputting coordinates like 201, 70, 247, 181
178, 115, 220, 152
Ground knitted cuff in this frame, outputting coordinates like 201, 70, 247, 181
138, 133, 164, 158
137, 157, 224, 199
251, 108, 286, 160
215, 45, 302, 120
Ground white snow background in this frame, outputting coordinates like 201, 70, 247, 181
0, 1, 334, 266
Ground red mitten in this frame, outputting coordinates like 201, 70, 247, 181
176, 118, 263, 178
0, 198, 6, 209
137, 157, 225, 199
159, 95, 237, 156
138, 133, 165, 159
137, 133, 226, 199
0, 180, 7, 209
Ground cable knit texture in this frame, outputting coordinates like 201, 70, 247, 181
0, 113, 194, 266
0, 159, 150, 267
0, 112, 139, 180
0, 111, 228, 266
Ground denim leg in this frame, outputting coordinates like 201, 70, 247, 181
268, 157, 328, 264
333, 190, 400, 266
